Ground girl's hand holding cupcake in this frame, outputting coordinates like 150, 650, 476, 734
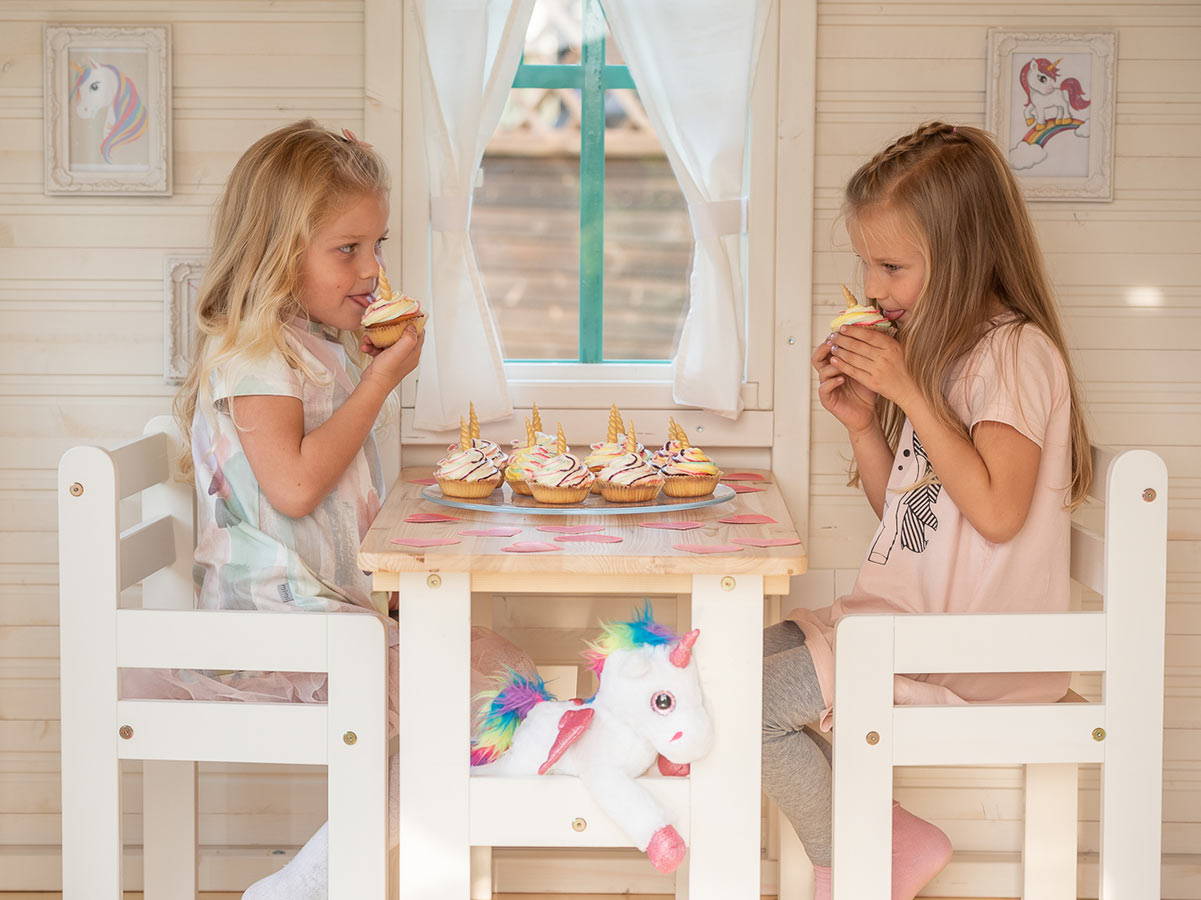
360, 325, 424, 391
828, 325, 918, 410
812, 336, 877, 435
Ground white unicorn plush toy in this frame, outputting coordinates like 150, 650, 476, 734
471, 603, 713, 873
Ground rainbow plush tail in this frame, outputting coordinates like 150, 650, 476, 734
471, 669, 555, 766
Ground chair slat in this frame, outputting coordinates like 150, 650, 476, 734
887, 612, 1106, 674
892, 704, 1106, 766
118, 516, 176, 591
116, 608, 331, 672
115, 699, 328, 765
1070, 523, 1104, 593
109, 431, 170, 499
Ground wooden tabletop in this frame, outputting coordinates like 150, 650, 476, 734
359, 468, 807, 579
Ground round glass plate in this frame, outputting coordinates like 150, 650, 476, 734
419, 482, 737, 516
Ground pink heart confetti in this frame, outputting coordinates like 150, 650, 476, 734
389, 537, 461, 548
728, 483, 766, 494
554, 533, 624, 543
405, 513, 460, 523
459, 527, 522, 538
732, 536, 802, 547
638, 521, 704, 531
536, 525, 605, 534
719, 514, 778, 525
502, 541, 562, 553
722, 472, 767, 482
673, 543, 745, 555
406, 477, 437, 485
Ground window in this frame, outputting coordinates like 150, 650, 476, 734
471, 0, 691, 364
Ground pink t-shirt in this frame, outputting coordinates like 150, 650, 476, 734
789, 316, 1073, 731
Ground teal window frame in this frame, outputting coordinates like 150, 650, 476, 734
507, 0, 657, 366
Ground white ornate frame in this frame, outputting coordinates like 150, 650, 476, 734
44, 24, 172, 195
985, 29, 1116, 202
163, 255, 205, 384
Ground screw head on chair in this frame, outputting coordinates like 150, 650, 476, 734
865, 730, 880, 745
720, 576, 736, 591
1142, 488, 1157, 502
1092, 727, 1106, 742
427, 573, 442, 589
69, 482, 84, 497
119, 725, 133, 739
343, 731, 358, 746
571, 817, 587, 832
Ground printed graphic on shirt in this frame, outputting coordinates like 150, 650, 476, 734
867, 431, 942, 565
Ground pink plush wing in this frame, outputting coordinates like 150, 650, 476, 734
537, 707, 595, 775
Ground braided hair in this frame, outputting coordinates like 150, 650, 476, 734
841, 122, 1093, 508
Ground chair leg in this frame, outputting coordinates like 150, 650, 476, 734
777, 807, 816, 899
60, 747, 122, 898
143, 760, 197, 899
1023, 763, 1078, 900
470, 846, 493, 899
327, 615, 388, 900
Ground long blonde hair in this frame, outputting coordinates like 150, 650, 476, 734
174, 119, 389, 476
843, 121, 1092, 507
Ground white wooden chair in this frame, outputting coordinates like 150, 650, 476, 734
58, 416, 388, 899
803, 445, 1166, 899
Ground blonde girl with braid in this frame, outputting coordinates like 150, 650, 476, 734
761, 122, 1092, 899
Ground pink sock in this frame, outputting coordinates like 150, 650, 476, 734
813, 864, 831, 900
891, 801, 953, 900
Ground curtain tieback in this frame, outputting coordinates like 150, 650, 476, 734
688, 196, 747, 241
430, 194, 472, 232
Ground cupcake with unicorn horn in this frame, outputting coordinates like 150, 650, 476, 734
659, 423, 722, 498
449, 402, 508, 469
829, 284, 899, 336
528, 424, 594, 505
505, 417, 555, 496
361, 266, 425, 348
596, 422, 664, 504
510, 402, 555, 452
435, 416, 502, 498
651, 417, 688, 470
584, 404, 631, 493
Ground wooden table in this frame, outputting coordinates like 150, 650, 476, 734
359, 468, 806, 900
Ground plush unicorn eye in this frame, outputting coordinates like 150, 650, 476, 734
651, 691, 676, 715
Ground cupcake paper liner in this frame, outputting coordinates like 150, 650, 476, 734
365, 313, 426, 348
528, 482, 593, 504
661, 472, 722, 498
599, 480, 664, 503
436, 475, 500, 499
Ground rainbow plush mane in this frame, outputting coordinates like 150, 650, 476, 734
471, 670, 554, 766
583, 602, 679, 677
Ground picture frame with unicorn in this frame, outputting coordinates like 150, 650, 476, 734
44, 25, 171, 195
986, 30, 1116, 202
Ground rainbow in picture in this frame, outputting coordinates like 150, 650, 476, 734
1021, 117, 1086, 146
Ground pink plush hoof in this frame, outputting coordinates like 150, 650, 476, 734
646, 824, 686, 873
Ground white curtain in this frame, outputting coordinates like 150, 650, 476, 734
603, 0, 770, 418
410, 0, 535, 431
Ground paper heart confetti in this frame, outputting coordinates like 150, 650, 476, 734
554, 534, 624, 543
637, 521, 704, 531
728, 484, 766, 494
502, 541, 562, 553
406, 478, 437, 485
732, 536, 802, 548
536, 525, 605, 534
673, 543, 745, 555
389, 537, 461, 548
719, 514, 778, 525
459, 527, 523, 538
404, 513, 460, 523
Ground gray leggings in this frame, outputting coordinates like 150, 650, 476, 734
762, 620, 833, 867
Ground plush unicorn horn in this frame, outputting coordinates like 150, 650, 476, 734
471, 603, 713, 874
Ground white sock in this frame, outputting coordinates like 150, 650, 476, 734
242, 822, 328, 900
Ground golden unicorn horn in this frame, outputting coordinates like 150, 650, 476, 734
607, 404, 621, 443
841, 284, 858, 309
555, 423, 567, 455
624, 422, 637, 453
531, 401, 543, 433
459, 416, 470, 450
469, 402, 480, 439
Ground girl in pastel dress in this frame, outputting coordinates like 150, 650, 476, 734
762, 122, 1093, 899
122, 120, 535, 899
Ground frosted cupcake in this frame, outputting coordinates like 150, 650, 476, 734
445, 402, 508, 469
436, 417, 502, 498
505, 418, 555, 496
660, 427, 721, 498
650, 417, 687, 470
597, 425, 664, 503
528, 425, 595, 504
830, 284, 899, 336
584, 404, 630, 493
361, 267, 425, 348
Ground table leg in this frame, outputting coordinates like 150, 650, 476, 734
396, 572, 471, 899
687, 574, 764, 900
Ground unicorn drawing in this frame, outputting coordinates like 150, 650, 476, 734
69, 58, 148, 164
1018, 57, 1090, 144
471, 603, 714, 873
